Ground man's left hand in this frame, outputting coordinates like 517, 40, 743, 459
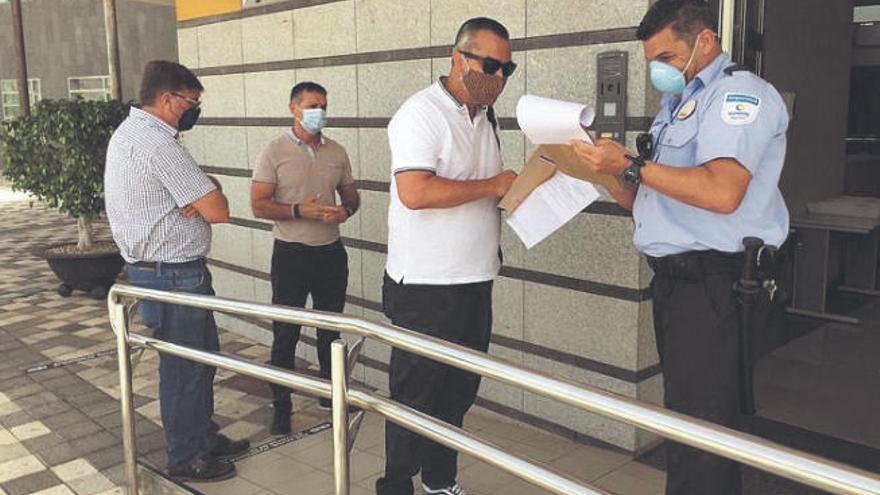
321, 207, 349, 224
569, 139, 632, 176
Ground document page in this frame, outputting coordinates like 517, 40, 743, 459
516, 94, 595, 144
506, 172, 600, 249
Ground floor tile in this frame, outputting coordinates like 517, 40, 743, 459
66, 472, 116, 495
0, 455, 46, 484
9, 421, 51, 442
593, 461, 665, 495
188, 475, 263, 495
51, 459, 99, 483
27, 486, 76, 495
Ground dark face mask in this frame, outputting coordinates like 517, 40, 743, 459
178, 106, 201, 132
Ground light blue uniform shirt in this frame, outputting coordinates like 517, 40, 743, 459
633, 53, 790, 257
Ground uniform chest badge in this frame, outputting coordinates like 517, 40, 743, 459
722, 93, 761, 125
677, 100, 697, 121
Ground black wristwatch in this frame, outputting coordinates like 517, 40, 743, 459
344, 205, 356, 218
622, 154, 647, 185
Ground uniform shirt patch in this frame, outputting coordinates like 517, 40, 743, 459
677, 99, 697, 121
722, 93, 760, 125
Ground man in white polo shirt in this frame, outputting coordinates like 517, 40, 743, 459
376, 17, 518, 495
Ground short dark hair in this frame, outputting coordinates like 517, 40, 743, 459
139, 60, 203, 106
636, 0, 717, 43
454, 17, 510, 50
289, 82, 327, 103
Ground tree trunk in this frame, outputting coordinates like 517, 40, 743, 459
77, 216, 94, 251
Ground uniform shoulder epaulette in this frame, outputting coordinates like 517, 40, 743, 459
723, 64, 752, 76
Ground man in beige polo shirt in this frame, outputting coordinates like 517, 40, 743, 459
251, 81, 360, 435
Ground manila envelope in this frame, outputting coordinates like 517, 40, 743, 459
499, 144, 624, 212
538, 144, 625, 196
498, 152, 557, 212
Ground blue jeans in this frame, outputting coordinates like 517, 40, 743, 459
126, 260, 220, 469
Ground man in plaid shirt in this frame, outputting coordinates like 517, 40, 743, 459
105, 60, 248, 482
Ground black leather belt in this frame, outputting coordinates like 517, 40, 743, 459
273, 239, 343, 251
647, 250, 742, 280
131, 258, 206, 269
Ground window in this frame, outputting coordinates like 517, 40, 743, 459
68, 76, 111, 102
854, 5, 880, 24
1, 79, 41, 120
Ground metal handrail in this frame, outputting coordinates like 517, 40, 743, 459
107, 284, 880, 495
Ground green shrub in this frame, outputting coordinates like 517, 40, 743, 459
0, 99, 130, 250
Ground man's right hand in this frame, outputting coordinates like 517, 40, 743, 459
493, 170, 518, 198
297, 193, 347, 223
181, 205, 199, 218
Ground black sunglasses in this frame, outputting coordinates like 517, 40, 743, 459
459, 50, 517, 78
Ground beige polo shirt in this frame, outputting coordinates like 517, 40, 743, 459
252, 130, 354, 246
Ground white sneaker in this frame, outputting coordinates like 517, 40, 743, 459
422, 482, 467, 495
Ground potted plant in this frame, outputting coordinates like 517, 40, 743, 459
0, 98, 131, 298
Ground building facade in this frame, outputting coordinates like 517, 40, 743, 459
0, 0, 178, 119
179, 0, 662, 454
174, 0, 872, 456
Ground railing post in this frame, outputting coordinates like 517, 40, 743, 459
110, 299, 139, 495
331, 340, 350, 495
345, 336, 366, 454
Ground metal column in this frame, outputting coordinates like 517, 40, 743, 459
9, 0, 30, 117
719, 0, 736, 55
103, 0, 123, 100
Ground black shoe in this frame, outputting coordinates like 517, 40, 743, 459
209, 434, 250, 459
270, 405, 291, 436
168, 454, 235, 482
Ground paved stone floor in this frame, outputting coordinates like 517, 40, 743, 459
0, 198, 328, 495
0, 195, 670, 495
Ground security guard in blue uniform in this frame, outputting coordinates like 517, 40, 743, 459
571, 1, 789, 494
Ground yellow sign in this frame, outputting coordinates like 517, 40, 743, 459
176, 0, 241, 21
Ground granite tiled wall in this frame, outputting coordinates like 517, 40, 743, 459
178, 0, 661, 453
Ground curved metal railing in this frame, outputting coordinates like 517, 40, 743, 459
107, 283, 880, 495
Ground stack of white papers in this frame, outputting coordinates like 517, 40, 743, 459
516, 94, 596, 144
506, 95, 601, 249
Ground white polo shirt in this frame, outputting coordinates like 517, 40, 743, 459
386, 78, 503, 285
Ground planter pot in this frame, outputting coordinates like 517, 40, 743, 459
36, 241, 124, 298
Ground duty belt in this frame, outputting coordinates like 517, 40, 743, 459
646, 250, 743, 281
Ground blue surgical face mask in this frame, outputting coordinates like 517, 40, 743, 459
299, 108, 327, 135
649, 36, 701, 94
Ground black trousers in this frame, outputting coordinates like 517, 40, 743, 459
376, 274, 493, 495
270, 239, 348, 408
649, 251, 744, 495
